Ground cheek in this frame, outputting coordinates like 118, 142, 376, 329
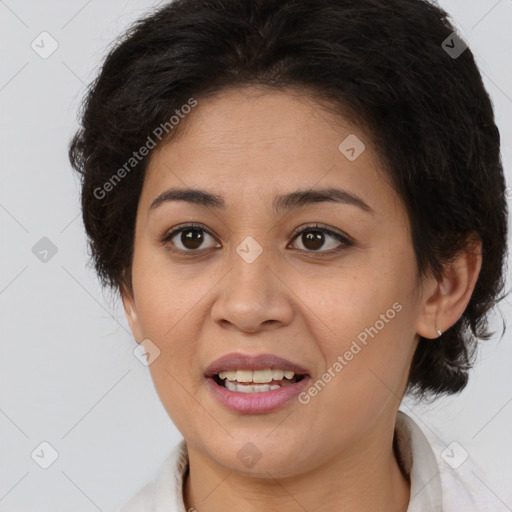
311, 258, 416, 354
131, 221, 419, 394
301, 312, 414, 446
305, 257, 419, 418
129, 248, 207, 393
131, 241, 207, 336
130, 259, 208, 434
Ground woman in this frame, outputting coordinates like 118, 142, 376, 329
68, 0, 509, 510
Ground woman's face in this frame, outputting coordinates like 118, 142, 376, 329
123, 86, 431, 477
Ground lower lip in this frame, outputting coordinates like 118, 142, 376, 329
206, 376, 310, 414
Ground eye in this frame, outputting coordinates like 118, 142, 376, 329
161, 222, 353, 255
161, 223, 220, 253
288, 224, 353, 253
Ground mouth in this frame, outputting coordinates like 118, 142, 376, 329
211, 369, 306, 392
205, 353, 311, 414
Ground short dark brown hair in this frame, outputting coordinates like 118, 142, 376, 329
69, 0, 509, 399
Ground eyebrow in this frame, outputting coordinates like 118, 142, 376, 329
149, 186, 374, 215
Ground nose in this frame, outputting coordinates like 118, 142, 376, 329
210, 240, 294, 333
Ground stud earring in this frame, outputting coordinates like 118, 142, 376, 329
435, 326, 443, 338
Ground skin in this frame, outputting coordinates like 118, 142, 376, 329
122, 85, 482, 512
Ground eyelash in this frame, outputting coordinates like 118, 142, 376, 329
160, 222, 353, 256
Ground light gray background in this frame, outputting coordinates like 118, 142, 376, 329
1, 1, 511, 511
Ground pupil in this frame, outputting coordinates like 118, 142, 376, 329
179, 229, 325, 251
303, 230, 324, 250
182, 229, 203, 249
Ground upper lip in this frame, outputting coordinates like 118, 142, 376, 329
205, 352, 310, 378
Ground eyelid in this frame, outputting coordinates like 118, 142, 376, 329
160, 222, 353, 254
160, 222, 219, 247
290, 223, 353, 245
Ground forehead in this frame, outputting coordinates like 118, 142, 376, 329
140, 86, 397, 217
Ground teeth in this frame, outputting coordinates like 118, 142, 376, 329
272, 369, 284, 380
217, 369, 296, 383
235, 370, 253, 382
224, 380, 285, 393
253, 369, 272, 383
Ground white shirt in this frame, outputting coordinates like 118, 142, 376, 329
117, 411, 509, 511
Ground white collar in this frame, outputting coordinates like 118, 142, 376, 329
118, 410, 506, 511
394, 410, 443, 511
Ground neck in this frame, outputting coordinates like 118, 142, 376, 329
183, 415, 410, 512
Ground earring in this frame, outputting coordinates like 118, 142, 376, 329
435, 326, 443, 338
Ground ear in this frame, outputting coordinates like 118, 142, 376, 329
416, 233, 483, 339
120, 281, 144, 343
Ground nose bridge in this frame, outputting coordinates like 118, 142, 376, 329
210, 232, 293, 331
229, 233, 274, 303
